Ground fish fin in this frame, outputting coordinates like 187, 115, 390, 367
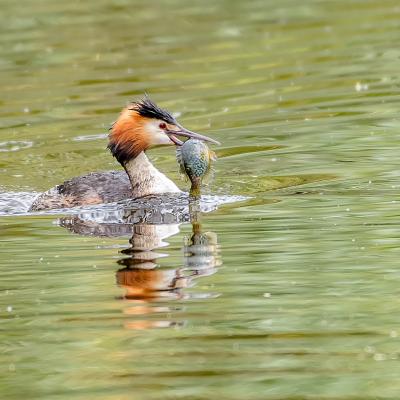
176, 147, 189, 181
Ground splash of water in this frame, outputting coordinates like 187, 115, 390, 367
0, 190, 249, 222
0, 191, 40, 215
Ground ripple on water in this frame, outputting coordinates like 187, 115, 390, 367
72, 133, 108, 142
0, 190, 249, 220
0, 140, 33, 152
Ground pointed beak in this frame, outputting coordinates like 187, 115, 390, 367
166, 124, 220, 146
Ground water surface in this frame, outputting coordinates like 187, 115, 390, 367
2, 0, 400, 399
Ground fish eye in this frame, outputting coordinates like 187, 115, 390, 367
159, 122, 167, 130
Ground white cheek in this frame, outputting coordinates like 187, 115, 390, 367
151, 131, 173, 145
147, 123, 174, 146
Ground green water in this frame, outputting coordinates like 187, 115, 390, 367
2, 0, 400, 398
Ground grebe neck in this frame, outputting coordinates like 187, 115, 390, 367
123, 152, 180, 198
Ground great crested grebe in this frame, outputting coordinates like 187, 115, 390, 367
30, 98, 219, 211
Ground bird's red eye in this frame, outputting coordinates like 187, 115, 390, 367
159, 122, 167, 130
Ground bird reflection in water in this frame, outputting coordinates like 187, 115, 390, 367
59, 201, 221, 330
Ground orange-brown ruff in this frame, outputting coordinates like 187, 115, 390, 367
30, 98, 219, 211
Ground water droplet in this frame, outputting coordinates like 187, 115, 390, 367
365, 345, 375, 353
355, 82, 369, 91
373, 353, 386, 361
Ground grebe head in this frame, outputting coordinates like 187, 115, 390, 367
108, 97, 219, 165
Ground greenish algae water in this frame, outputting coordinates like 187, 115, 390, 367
2, 0, 400, 399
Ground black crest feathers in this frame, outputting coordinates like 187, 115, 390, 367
130, 97, 176, 124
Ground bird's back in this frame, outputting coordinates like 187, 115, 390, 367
29, 171, 132, 211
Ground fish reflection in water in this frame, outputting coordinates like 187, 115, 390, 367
59, 201, 221, 330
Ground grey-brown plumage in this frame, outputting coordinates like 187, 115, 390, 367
30, 171, 132, 211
